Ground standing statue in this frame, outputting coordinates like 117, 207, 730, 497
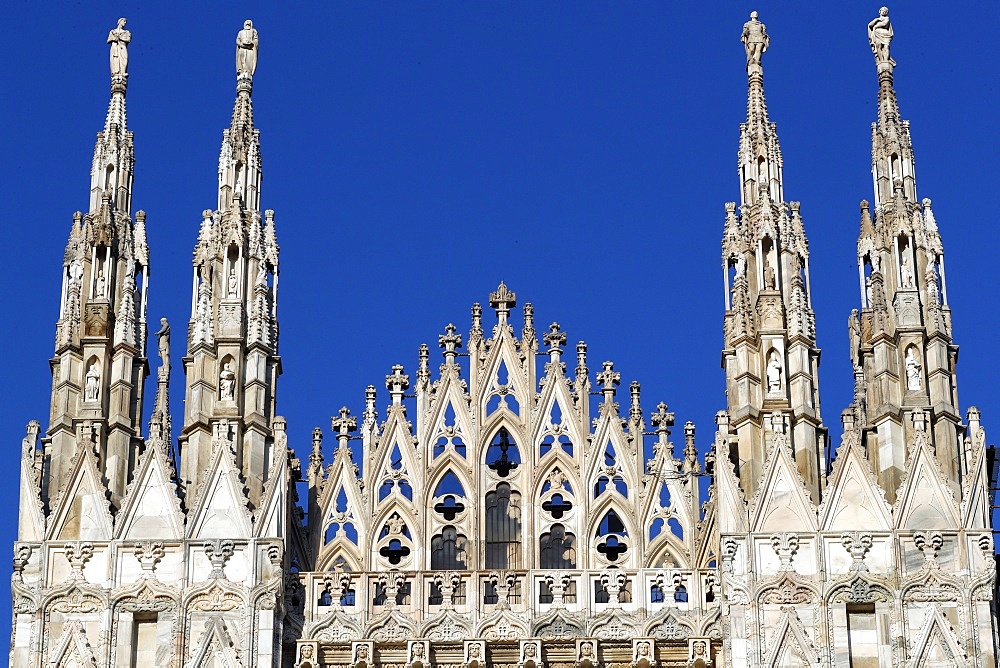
108, 18, 131, 77
848, 309, 861, 365
900, 254, 914, 288
156, 318, 171, 370
763, 258, 777, 290
228, 268, 238, 296
95, 270, 106, 299
85, 364, 100, 402
236, 20, 259, 77
741, 11, 769, 73
766, 350, 782, 394
868, 7, 895, 71
905, 348, 921, 391
219, 362, 236, 400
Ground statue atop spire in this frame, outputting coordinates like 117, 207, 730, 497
236, 19, 259, 78
868, 7, 895, 73
108, 18, 130, 78
741, 11, 769, 76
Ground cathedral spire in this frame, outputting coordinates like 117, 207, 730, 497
722, 12, 827, 502
180, 20, 281, 514
850, 7, 963, 502
43, 19, 150, 512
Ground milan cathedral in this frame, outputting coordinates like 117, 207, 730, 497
10, 9, 998, 668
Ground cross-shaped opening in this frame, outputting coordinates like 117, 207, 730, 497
542, 494, 573, 519
596, 535, 628, 562
433, 495, 465, 521
379, 539, 411, 565
487, 428, 520, 477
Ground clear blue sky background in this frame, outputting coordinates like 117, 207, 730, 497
2, 1, 998, 646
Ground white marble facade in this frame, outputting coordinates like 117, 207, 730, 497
11, 10, 998, 668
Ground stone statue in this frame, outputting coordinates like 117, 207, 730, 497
905, 348, 921, 390
387, 514, 405, 535
848, 309, 861, 365
469, 643, 482, 659
219, 362, 236, 400
356, 644, 369, 660
156, 318, 170, 369
85, 364, 100, 402
868, 7, 895, 71
735, 255, 746, 281
108, 18, 131, 77
95, 270, 106, 298
763, 258, 776, 290
228, 268, 238, 296
870, 253, 881, 274
766, 350, 782, 393
637, 641, 651, 657
580, 641, 594, 657
236, 20, 259, 77
741, 11, 769, 72
865, 277, 873, 306
411, 642, 425, 659
524, 643, 538, 658
900, 254, 914, 288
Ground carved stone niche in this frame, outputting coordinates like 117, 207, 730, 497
575, 638, 600, 668
405, 639, 430, 668
84, 302, 110, 337
350, 641, 374, 668
519, 639, 543, 668
465, 640, 487, 667
295, 641, 318, 668
686, 638, 712, 667
218, 303, 243, 338
893, 291, 920, 327
632, 637, 657, 668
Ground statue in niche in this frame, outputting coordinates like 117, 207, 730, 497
549, 467, 567, 490
900, 254, 914, 288
85, 364, 100, 402
868, 7, 895, 70
355, 644, 369, 661
734, 255, 746, 281
741, 11, 769, 70
636, 640, 652, 659
870, 253, 881, 274
865, 277, 873, 306
228, 268, 238, 297
763, 258, 776, 290
236, 20, 259, 77
848, 309, 861, 365
156, 318, 170, 370
69, 260, 83, 287
905, 348, 921, 391
95, 270, 106, 298
108, 18, 131, 77
219, 362, 236, 400
410, 642, 425, 660
766, 350, 782, 394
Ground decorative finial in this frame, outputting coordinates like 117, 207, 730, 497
236, 19, 259, 78
108, 18, 131, 90
741, 11, 769, 76
868, 7, 895, 74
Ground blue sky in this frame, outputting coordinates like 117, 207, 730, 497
2, 1, 999, 642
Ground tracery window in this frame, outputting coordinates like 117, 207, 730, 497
539, 523, 577, 569
484, 483, 522, 568
430, 525, 468, 570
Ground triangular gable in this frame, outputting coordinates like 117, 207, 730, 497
115, 440, 184, 540
254, 441, 289, 539
47, 442, 113, 541
820, 439, 891, 532
371, 408, 420, 494
714, 431, 749, 534
910, 606, 969, 667
186, 443, 251, 539
423, 379, 475, 450
19, 454, 44, 542
185, 617, 244, 668
531, 376, 585, 447
48, 619, 98, 667
749, 441, 817, 533
586, 410, 637, 494
762, 608, 819, 666
478, 334, 528, 413
893, 437, 960, 530
961, 432, 990, 529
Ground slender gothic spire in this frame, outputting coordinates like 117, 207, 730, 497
180, 20, 282, 514
850, 7, 963, 502
721, 12, 827, 505
43, 18, 150, 513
